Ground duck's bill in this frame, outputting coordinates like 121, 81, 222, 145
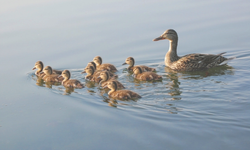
81, 71, 86, 74
122, 63, 127, 65
153, 36, 164, 41
32, 67, 36, 70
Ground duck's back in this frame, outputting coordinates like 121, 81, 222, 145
110, 90, 141, 100
170, 53, 229, 71
101, 79, 125, 89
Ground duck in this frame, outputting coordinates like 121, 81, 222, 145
93, 56, 117, 72
153, 29, 234, 71
99, 71, 125, 89
122, 57, 156, 72
82, 65, 102, 82
132, 66, 162, 81
42, 66, 64, 82
105, 81, 141, 100
61, 70, 84, 88
32, 61, 62, 77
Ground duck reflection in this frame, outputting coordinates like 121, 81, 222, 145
164, 67, 182, 99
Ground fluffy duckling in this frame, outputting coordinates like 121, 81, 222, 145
61, 70, 84, 88
133, 66, 162, 81
93, 56, 117, 72
106, 81, 141, 100
122, 57, 156, 72
99, 71, 125, 89
153, 29, 234, 71
83, 65, 101, 82
32, 61, 62, 77
42, 66, 64, 82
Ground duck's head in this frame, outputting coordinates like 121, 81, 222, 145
33, 61, 43, 71
43, 66, 53, 75
61, 70, 71, 79
81, 62, 96, 74
132, 66, 143, 75
153, 29, 178, 41
93, 56, 102, 65
122, 57, 134, 66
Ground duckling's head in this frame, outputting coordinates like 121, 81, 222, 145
107, 81, 118, 91
93, 56, 102, 66
122, 57, 134, 66
133, 66, 143, 75
88, 61, 97, 70
43, 66, 53, 75
33, 61, 44, 71
85, 66, 95, 75
62, 70, 71, 79
153, 29, 178, 41
99, 71, 110, 81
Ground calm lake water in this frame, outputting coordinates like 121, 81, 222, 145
1, 0, 250, 150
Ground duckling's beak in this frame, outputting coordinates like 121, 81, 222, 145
32, 67, 36, 70
153, 36, 164, 41
122, 62, 127, 65
81, 70, 86, 74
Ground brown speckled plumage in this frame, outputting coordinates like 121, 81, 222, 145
133, 67, 162, 81
93, 56, 117, 72
99, 71, 125, 89
122, 57, 156, 72
153, 29, 234, 71
32, 61, 62, 77
106, 81, 141, 100
61, 70, 84, 88
42, 66, 64, 82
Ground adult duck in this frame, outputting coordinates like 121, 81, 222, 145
153, 29, 234, 71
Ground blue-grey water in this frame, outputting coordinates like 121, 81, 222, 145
1, 0, 250, 150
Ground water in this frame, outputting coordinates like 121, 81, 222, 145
1, 0, 250, 150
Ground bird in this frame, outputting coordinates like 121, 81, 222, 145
105, 81, 141, 100
82, 65, 102, 82
153, 29, 234, 71
42, 66, 64, 82
98, 71, 125, 89
122, 57, 156, 72
93, 56, 117, 72
61, 70, 84, 88
132, 66, 162, 81
32, 61, 62, 77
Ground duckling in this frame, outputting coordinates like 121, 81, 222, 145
32, 61, 62, 77
61, 70, 84, 88
82, 61, 118, 78
99, 71, 125, 89
42, 66, 64, 82
122, 57, 156, 72
93, 56, 117, 72
153, 29, 235, 71
106, 81, 141, 100
133, 66, 162, 81
83, 65, 101, 82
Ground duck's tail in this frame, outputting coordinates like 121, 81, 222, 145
219, 52, 236, 65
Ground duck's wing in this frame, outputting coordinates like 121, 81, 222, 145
172, 52, 228, 71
